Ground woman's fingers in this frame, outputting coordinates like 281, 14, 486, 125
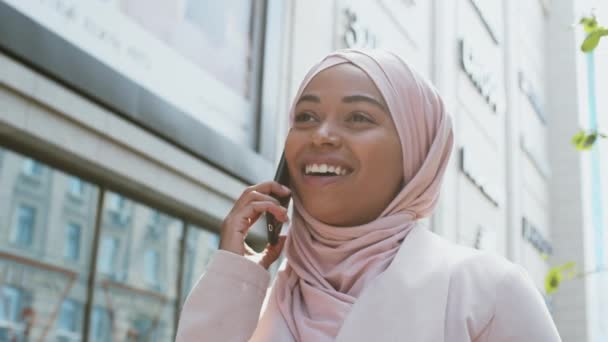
241, 181, 291, 201
238, 190, 282, 210
219, 199, 289, 255
248, 201, 289, 221
219, 181, 290, 256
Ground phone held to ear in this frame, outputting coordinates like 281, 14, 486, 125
266, 150, 291, 245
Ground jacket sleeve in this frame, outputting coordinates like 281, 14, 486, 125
476, 264, 562, 342
175, 250, 271, 342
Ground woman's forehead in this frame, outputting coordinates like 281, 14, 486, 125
299, 63, 388, 107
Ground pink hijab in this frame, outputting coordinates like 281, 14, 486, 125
273, 49, 454, 341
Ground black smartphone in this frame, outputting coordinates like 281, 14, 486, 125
266, 150, 291, 245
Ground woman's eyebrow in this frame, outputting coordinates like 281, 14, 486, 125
296, 94, 321, 105
342, 95, 388, 113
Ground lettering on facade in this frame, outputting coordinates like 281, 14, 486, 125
470, 0, 502, 44
522, 217, 553, 256
459, 147, 500, 207
459, 38, 505, 115
342, 8, 378, 49
520, 135, 551, 180
518, 71, 547, 124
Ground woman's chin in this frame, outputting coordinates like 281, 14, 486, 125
305, 206, 369, 227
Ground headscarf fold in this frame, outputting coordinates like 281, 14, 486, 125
273, 49, 454, 341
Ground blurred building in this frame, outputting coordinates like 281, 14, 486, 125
0, 0, 604, 341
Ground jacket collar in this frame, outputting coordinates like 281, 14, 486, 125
335, 224, 450, 341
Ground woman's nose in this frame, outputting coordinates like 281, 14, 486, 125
312, 121, 341, 147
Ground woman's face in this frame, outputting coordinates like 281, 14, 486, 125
285, 63, 404, 226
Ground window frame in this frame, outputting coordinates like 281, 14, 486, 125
64, 222, 82, 262
1, 145, 239, 341
144, 249, 161, 289
11, 204, 36, 248
0, 1, 275, 184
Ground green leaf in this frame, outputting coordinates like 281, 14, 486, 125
572, 130, 586, 145
545, 267, 563, 295
545, 262, 578, 294
584, 132, 598, 148
572, 130, 598, 150
581, 30, 602, 52
580, 16, 598, 33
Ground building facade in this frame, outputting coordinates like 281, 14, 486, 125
0, 0, 603, 341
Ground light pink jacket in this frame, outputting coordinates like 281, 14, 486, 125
176, 225, 561, 341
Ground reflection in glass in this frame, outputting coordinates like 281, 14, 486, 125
121, 0, 255, 98
0, 146, 228, 340
12, 205, 35, 247
90, 306, 112, 342
68, 177, 85, 198
181, 226, 219, 305
22, 158, 43, 177
57, 299, 81, 341
0, 147, 98, 341
145, 249, 160, 288
64, 222, 82, 261
93, 191, 183, 340
97, 237, 119, 276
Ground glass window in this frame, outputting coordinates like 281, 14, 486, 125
93, 192, 183, 341
0, 286, 22, 322
107, 193, 125, 212
57, 299, 79, 332
0, 148, 98, 342
181, 226, 220, 305
128, 316, 160, 342
64, 223, 82, 261
144, 249, 160, 288
151, 210, 162, 225
97, 237, 119, 276
68, 177, 85, 197
12, 205, 36, 247
106, 193, 130, 227
4, 1, 268, 148
0, 286, 27, 341
90, 307, 112, 342
22, 158, 43, 176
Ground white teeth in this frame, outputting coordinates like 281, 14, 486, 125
304, 163, 349, 176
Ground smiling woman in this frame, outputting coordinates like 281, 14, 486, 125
175, 49, 562, 342
286, 63, 403, 227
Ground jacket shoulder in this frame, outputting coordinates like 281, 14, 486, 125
435, 236, 522, 338
436, 235, 514, 281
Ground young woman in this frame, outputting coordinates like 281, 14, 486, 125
176, 49, 561, 341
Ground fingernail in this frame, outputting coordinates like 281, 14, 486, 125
282, 185, 291, 192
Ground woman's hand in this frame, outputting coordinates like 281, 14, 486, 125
219, 181, 291, 270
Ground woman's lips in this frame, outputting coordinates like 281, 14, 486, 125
301, 172, 352, 186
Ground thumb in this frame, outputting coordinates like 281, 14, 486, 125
259, 236, 287, 270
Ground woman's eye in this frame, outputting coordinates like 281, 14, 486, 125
294, 112, 317, 123
348, 112, 374, 124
